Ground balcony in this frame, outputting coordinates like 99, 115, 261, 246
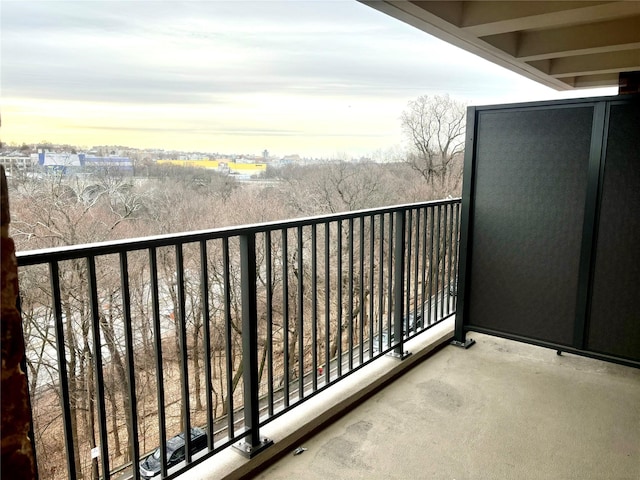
253, 329, 640, 480
15, 199, 461, 480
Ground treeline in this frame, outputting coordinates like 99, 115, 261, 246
11, 159, 461, 246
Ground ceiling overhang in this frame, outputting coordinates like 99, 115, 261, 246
359, 1, 640, 90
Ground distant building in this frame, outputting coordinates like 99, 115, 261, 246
280, 154, 301, 164
0, 155, 37, 175
84, 155, 134, 174
156, 158, 266, 177
31, 152, 134, 175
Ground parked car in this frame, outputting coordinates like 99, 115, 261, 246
372, 308, 425, 353
139, 427, 208, 479
372, 329, 393, 353
406, 310, 423, 333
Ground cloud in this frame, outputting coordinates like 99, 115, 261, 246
2, 0, 615, 156
2, 0, 523, 106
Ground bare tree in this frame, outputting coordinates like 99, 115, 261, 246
401, 94, 466, 193
279, 161, 398, 215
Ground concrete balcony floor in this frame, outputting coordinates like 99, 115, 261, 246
255, 332, 640, 480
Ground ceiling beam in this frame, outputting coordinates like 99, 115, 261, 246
560, 72, 621, 88
482, 15, 640, 61
527, 50, 640, 78
410, 1, 464, 26
461, 1, 640, 37
458, 1, 608, 27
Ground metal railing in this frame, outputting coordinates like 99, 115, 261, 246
17, 198, 461, 480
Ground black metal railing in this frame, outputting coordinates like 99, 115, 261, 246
17, 198, 461, 480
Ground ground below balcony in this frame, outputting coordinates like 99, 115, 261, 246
255, 332, 640, 480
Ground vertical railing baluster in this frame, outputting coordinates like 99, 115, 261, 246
336, 221, 343, 377
434, 206, 441, 321
222, 238, 235, 439
386, 213, 394, 349
311, 224, 318, 391
405, 209, 412, 336
265, 232, 274, 416
445, 204, 454, 316
282, 229, 290, 407
119, 252, 141, 480
235, 233, 273, 458
441, 205, 448, 319
452, 202, 460, 312
437, 205, 443, 320
242, 233, 259, 445
324, 222, 331, 384
86, 256, 110, 480
49, 261, 77, 480
378, 214, 385, 354
348, 218, 354, 370
297, 226, 304, 400
421, 208, 428, 324
358, 215, 365, 365
392, 211, 410, 359
199, 240, 215, 451
149, 247, 167, 477
414, 208, 421, 329
368, 215, 375, 359
175, 243, 192, 462
427, 207, 435, 326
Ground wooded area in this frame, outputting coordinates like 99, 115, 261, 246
11, 97, 465, 480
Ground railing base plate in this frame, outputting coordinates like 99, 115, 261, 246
450, 338, 476, 349
233, 437, 274, 459
387, 350, 412, 360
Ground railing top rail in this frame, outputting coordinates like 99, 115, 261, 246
16, 198, 461, 266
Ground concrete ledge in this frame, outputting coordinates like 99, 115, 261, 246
185, 318, 455, 480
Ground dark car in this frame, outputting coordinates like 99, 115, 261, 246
139, 427, 208, 478
406, 310, 423, 333
373, 309, 424, 353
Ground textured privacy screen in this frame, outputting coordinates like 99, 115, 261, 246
467, 106, 593, 345
588, 103, 640, 359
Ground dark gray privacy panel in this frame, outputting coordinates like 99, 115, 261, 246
588, 102, 640, 359
467, 106, 593, 345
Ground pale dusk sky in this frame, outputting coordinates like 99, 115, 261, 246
1, 0, 616, 158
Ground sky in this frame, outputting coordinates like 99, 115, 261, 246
1, 0, 617, 159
